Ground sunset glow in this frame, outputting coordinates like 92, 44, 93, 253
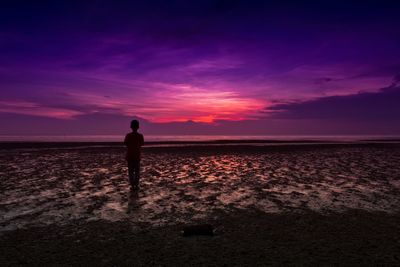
0, 1, 399, 135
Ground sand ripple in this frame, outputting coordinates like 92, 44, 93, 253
1, 144, 400, 232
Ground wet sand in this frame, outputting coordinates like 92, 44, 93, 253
1, 143, 400, 265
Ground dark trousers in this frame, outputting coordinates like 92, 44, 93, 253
127, 160, 140, 187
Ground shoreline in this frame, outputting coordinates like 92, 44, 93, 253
1, 139, 400, 150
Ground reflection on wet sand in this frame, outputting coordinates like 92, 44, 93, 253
1, 144, 400, 232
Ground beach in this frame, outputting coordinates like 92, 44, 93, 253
1, 142, 400, 265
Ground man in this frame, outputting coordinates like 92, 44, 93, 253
124, 120, 144, 190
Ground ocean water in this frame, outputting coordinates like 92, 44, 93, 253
0, 134, 399, 142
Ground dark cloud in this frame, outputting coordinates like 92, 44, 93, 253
393, 73, 400, 84
313, 77, 333, 85
270, 85, 400, 120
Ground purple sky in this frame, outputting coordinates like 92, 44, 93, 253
1, 1, 400, 135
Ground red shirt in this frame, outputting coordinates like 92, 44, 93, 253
124, 132, 144, 160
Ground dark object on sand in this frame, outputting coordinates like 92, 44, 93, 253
182, 224, 214, 237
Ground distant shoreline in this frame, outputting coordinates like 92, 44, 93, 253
1, 139, 400, 150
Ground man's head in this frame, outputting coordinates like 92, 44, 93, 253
130, 119, 139, 131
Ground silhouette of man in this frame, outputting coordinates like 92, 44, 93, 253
124, 120, 144, 190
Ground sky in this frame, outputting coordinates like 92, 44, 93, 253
1, 0, 400, 135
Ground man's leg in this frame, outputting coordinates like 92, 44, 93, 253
133, 160, 140, 187
128, 160, 135, 187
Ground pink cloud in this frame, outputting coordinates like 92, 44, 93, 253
0, 100, 83, 119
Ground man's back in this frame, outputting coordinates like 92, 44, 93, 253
124, 132, 144, 161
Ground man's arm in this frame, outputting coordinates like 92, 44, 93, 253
140, 134, 144, 146
124, 134, 128, 146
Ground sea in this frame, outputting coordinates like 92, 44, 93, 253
0, 135, 399, 142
